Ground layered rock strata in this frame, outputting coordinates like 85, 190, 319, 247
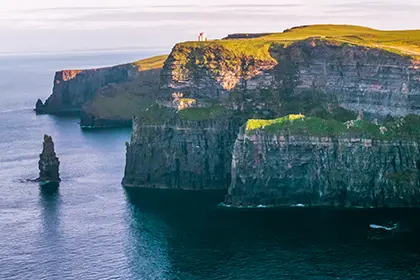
35, 55, 168, 129
226, 121, 420, 208
123, 115, 242, 190
35, 64, 137, 114
37, 135, 61, 183
163, 39, 420, 117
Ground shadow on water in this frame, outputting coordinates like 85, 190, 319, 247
39, 183, 61, 239
37, 184, 65, 278
124, 188, 420, 280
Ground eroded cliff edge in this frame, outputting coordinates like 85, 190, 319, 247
123, 25, 420, 200
227, 115, 420, 207
41, 24, 419, 207
123, 105, 241, 190
35, 55, 168, 128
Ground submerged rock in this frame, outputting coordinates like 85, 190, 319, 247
37, 135, 60, 183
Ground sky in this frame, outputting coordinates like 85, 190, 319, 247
1, 0, 419, 54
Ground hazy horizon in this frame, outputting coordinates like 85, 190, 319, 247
1, 0, 420, 54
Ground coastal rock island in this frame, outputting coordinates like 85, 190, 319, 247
37, 134, 60, 184
39, 24, 420, 207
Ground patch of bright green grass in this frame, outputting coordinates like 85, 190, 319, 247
178, 105, 229, 121
245, 114, 420, 140
133, 55, 168, 71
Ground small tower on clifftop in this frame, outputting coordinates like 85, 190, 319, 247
198, 32, 207, 42
37, 134, 61, 184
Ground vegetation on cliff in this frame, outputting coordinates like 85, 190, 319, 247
83, 55, 167, 121
246, 114, 420, 140
133, 55, 168, 71
178, 105, 231, 121
175, 25, 420, 61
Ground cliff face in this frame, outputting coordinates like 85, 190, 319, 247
35, 55, 168, 129
227, 117, 420, 207
270, 40, 420, 117
80, 69, 163, 128
36, 64, 137, 114
123, 25, 420, 202
123, 112, 241, 190
162, 39, 420, 117
161, 43, 276, 102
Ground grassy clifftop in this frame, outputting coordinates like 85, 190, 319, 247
246, 114, 420, 140
174, 25, 420, 61
133, 55, 168, 71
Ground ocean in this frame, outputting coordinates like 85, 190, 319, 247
0, 51, 419, 280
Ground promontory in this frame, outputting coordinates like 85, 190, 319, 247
37, 25, 420, 207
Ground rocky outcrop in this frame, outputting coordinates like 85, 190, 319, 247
161, 43, 276, 102
162, 38, 420, 118
79, 61, 165, 128
35, 65, 137, 114
35, 55, 168, 128
37, 135, 60, 183
122, 25, 420, 207
226, 119, 420, 208
123, 112, 242, 190
269, 39, 420, 117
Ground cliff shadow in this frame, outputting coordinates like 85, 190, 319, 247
124, 189, 420, 279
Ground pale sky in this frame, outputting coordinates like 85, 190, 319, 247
1, 0, 419, 54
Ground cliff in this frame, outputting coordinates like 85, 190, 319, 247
35, 55, 168, 127
122, 104, 242, 190
123, 25, 420, 203
35, 65, 135, 114
162, 26, 420, 118
226, 115, 420, 207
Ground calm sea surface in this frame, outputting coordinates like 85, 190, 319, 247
0, 51, 420, 280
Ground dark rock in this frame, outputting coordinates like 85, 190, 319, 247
37, 135, 60, 183
36, 64, 136, 115
226, 127, 420, 208
122, 117, 242, 190
35, 99, 46, 114
80, 109, 132, 129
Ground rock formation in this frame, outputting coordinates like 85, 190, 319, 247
36, 24, 420, 207
35, 55, 168, 128
122, 25, 420, 207
123, 112, 241, 190
37, 135, 60, 183
226, 116, 420, 207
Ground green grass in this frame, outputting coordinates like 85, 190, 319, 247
178, 105, 230, 121
245, 114, 420, 140
86, 93, 155, 119
133, 55, 168, 71
135, 103, 177, 125
176, 25, 420, 60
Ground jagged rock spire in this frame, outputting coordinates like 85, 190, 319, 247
38, 134, 60, 183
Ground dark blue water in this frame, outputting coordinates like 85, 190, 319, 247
1, 51, 420, 280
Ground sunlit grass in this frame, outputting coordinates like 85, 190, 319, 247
178, 25, 420, 60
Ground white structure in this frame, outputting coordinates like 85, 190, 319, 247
198, 32, 207, 42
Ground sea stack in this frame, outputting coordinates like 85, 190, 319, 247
38, 134, 60, 183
